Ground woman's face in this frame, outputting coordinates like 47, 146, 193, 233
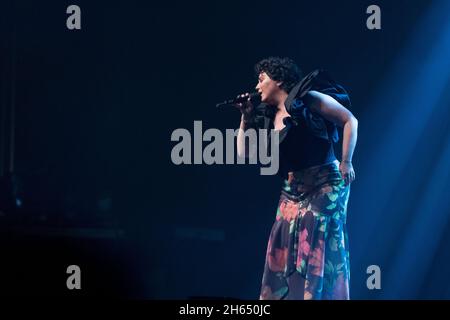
255, 72, 282, 104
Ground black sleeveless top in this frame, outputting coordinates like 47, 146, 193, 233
247, 69, 351, 177
277, 116, 336, 175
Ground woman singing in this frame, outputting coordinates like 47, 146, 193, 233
236, 57, 358, 300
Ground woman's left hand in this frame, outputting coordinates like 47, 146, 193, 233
339, 161, 355, 186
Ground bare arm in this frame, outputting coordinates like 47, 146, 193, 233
305, 90, 358, 184
235, 93, 258, 159
237, 115, 257, 158
237, 116, 249, 158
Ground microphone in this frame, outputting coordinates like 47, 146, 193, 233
215, 92, 260, 108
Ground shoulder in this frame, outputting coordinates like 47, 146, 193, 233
304, 90, 334, 103
304, 90, 345, 110
303, 90, 329, 113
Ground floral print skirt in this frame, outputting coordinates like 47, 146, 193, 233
259, 160, 351, 300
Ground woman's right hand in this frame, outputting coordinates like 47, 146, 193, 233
234, 93, 254, 123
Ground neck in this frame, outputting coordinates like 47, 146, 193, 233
275, 91, 289, 114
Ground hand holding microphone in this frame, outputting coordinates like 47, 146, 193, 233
216, 92, 260, 124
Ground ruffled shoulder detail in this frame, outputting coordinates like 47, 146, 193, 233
284, 69, 352, 143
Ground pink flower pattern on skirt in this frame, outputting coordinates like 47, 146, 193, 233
259, 160, 351, 300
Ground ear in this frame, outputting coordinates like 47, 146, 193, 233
276, 81, 283, 88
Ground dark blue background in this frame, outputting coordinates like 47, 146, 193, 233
1, 0, 449, 299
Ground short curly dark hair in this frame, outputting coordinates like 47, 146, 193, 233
255, 57, 302, 93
